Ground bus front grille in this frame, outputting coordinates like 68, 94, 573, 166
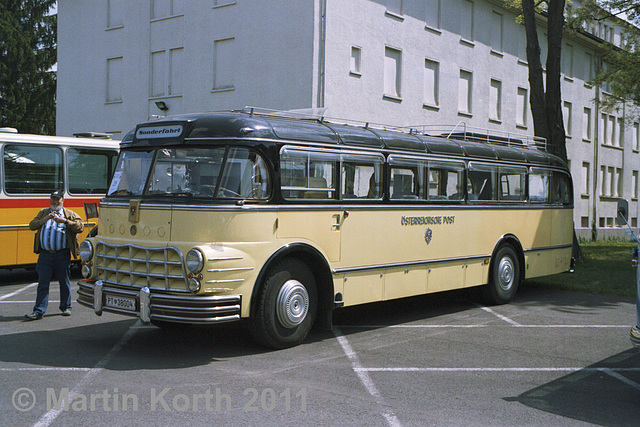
94, 241, 190, 292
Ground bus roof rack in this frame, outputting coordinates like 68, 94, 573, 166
238, 107, 547, 152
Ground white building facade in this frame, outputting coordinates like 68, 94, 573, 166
57, 0, 640, 239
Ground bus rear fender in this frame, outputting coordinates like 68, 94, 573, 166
250, 243, 334, 331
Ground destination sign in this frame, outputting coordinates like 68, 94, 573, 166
136, 125, 183, 139
401, 215, 455, 226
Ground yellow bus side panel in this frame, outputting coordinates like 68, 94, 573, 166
342, 272, 383, 306
384, 267, 427, 300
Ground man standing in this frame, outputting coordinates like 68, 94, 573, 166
25, 190, 84, 320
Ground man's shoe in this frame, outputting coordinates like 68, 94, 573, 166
25, 312, 43, 321
61, 309, 71, 317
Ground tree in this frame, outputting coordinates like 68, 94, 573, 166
519, 0, 569, 162
0, 0, 57, 135
569, 1, 640, 117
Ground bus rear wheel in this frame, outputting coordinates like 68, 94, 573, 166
485, 244, 520, 305
250, 258, 317, 349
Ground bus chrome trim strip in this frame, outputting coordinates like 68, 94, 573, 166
523, 244, 573, 253
333, 244, 573, 275
333, 254, 492, 275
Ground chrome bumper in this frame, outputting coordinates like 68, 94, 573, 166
77, 280, 241, 324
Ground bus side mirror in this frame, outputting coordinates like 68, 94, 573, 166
617, 198, 629, 226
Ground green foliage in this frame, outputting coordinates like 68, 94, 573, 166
568, 1, 640, 117
0, 0, 57, 135
526, 240, 638, 297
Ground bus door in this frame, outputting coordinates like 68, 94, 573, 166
277, 148, 341, 262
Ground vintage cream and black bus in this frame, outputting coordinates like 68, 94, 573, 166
77, 109, 573, 348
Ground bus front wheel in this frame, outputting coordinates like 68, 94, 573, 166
485, 245, 520, 305
250, 258, 317, 349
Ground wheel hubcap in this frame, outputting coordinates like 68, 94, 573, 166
498, 257, 514, 291
276, 280, 309, 328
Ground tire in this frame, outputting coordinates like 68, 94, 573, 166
250, 258, 317, 349
484, 244, 520, 305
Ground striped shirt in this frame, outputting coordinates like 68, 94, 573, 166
40, 212, 69, 252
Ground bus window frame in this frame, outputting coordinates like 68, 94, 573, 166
2, 143, 65, 196
467, 162, 498, 202
66, 147, 119, 196
498, 166, 527, 202
427, 160, 465, 203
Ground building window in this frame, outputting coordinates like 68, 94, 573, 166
458, 70, 473, 115
423, 59, 439, 108
460, 0, 474, 42
213, 37, 235, 91
151, 0, 183, 19
516, 87, 527, 127
489, 79, 501, 122
563, 101, 572, 137
581, 162, 590, 196
583, 107, 592, 141
618, 118, 625, 148
581, 216, 589, 228
491, 11, 503, 53
106, 57, 123, 103
424, 0, 441, 30
107, 0, 123, 28
384, 46, 402, 100
616, 168, 622, 197
600, 166, 607, 196
633, 171, 639, 199
634, 123, 640, 151
150, 48, 183, 97
350, 46, 362, 76
562, 43, 574, 79
584, 52, 593, 84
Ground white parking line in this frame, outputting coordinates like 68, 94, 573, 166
357, 367, 640, 373
334, 327, 402, 427
476, 304, 522, 326
599, 368, 640, 391
33, 321, 139, 427
0, 283, 37, 301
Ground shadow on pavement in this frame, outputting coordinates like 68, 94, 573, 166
505, 348, 640, 426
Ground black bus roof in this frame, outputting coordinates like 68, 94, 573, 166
123, 109, 567, 168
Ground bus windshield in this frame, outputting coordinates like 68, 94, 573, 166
108, 146, 271, 199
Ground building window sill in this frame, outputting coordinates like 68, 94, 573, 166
383, 94, 402, 103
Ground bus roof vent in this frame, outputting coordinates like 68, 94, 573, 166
0, 127, 18, 133
73, 132, 113, 139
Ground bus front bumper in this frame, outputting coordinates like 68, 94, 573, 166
77, 280, 241, 324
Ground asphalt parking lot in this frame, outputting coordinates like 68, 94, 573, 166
1, 268, 639, 426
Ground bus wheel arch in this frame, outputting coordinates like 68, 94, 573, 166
485, 236, 524, 305
250, 244, 333, 348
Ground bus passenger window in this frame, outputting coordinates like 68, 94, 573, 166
390, 168, 418, 199
499, 168, 526, 201
467, 165, 497, 201
428, 164, 463, 201
551, 171, 572, 205
529, 170, 549, 203
3, 144, 63, 194
280, 148, 336, 200
341, 157, 383, 200
68, 148, 118, 194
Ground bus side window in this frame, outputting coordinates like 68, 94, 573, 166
529, 169, 550, 203
280, 148, 337, 200
428, 163, 463, 201
551, 171, 572, 205
341, 155, 383, 200
3, 144, 63, 194
499, 167, 526, 201
467, 165, 496, 201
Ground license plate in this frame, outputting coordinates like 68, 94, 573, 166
105, 295, 136, 311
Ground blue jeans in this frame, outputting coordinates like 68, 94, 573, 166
33, 250, 72, 315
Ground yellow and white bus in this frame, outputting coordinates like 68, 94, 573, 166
0, 130, 119, 268
77, 109, 574, 349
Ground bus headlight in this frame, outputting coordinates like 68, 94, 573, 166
186, 248, 204, 274
79, 240, 94, 262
